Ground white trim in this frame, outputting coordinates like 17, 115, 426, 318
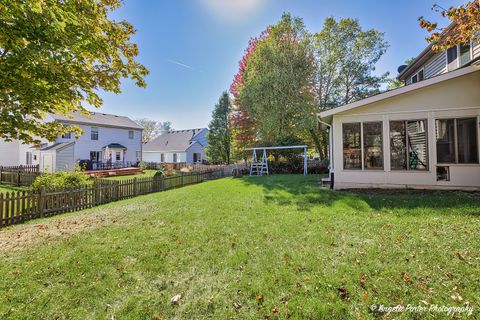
319, 66, 480, 119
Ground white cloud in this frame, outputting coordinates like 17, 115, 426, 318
200, 0, 266, 23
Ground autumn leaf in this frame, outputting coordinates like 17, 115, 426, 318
363, 291, 369, 303
401, 272, 411, 283
256, 294, 264, 305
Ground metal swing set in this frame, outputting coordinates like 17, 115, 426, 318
245, 145, 308, 176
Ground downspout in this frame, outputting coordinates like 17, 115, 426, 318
317, 116, 334, 189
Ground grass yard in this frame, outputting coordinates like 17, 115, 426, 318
102, 169, 158, 181
0, 175, 479, 319
0, 184, 27, 194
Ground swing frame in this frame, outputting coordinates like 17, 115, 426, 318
245, 145, 308, 176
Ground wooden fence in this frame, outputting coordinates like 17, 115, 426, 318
0, 170, 225, 228
0, 165, 40, 186
143, 162, 226, 172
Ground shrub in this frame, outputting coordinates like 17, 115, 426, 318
138, 161, 148, 170
31, 171, 93, 192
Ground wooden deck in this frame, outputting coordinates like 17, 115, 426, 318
84, 167, 144, 177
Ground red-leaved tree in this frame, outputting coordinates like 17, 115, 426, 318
229, 29, 269, 160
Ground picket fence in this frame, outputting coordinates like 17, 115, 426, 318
0, 165, 40, 186
0, 170, 225, 228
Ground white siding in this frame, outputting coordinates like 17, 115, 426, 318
56, 125, 142, 163
424, 51, 447, 79
56, 144, 75, 172
0, 139, 20, 166
143, 152, 161, 163
142, 151, 187, 163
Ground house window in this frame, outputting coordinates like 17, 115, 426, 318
91, 127, 99, 140
116, 152, 121, 161
160, 153, 165, 162
128, 130, 134, 139
411, 74, 418, 84
173, 153, 178, 163
61, 132, 71, 139
363, 122, 383, 169
193, 153, 201, 163
459, 42, 471, 66
390, 120, 428, 170
447, 46, 458, 71
26, 152, 32, 165
90, 151, 101, 162
436, 118, 478, 164
411, 69, 424, 84
342, 123, 362, 170
418, 69, 424, 81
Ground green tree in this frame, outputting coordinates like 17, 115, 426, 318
312, 17, 388, 158
0, 0, 148, 144
239, 13, 316, 145
313, 17, 389, 108
206, 92, 232, 164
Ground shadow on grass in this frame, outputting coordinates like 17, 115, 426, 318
240, 175, 480, 216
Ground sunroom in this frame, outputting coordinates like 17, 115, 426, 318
318, 65, 480, 190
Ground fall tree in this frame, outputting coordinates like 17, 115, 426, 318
0, 0, 148, 144
239, 13, 317, 145
419, 1, 480, 51
206, 92, 232, 164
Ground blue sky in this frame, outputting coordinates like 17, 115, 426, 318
97, 0, 462, 129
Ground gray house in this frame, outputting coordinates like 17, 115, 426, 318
142, 128, 208, 164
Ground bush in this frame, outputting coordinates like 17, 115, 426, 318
31, 171, 93, 192
138, 161, 148, 170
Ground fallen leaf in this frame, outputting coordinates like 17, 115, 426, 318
233, 302, 242, 310
363, 291, 369, 303
272, 308, 280, 314
256, 295, 264, 305
401, 272, 411, 283
359, 273, 368, 288
171, 293, 183, 305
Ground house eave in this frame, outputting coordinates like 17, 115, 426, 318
319, 65, 480, 119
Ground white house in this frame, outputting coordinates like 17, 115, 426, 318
319, 38, 480, 190
142, 128, 208, 164
0, 112, 143, 172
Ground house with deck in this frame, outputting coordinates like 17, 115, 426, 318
0, 112, 143, 172
319, 37, 480, 190
142, 128, 208, 164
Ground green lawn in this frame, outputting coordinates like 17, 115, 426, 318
0, 184, 27, 194
0, 175, 479, 319
102, 169, 158, 181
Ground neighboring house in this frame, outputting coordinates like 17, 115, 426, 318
319, 38, 480, 190
142, 128, 208, 164
0, 112, 143, 172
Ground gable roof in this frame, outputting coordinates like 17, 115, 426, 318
41, 142, 75, 152
319, 65, 480, 120
50, 112, 143, 130
143, 128, 208, 152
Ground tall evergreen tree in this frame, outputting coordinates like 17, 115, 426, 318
206, 92, 232, 164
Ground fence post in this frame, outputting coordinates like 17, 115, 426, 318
133, 178, 137, 196
181, 173, 184, 186
39, 187, 45, 217
17, 170, 21, 186
0, 166, 2, 183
